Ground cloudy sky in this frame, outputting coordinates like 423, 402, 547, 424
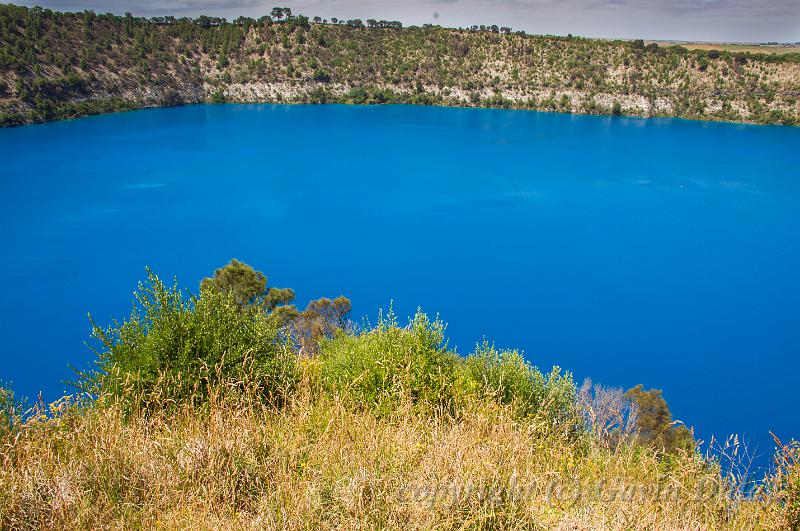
15, 0, 800, 42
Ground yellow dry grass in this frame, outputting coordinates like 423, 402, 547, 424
0, 377, 789, 530
650, 41, 800, 55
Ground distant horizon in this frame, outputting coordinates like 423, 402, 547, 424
9, 0, 800, 43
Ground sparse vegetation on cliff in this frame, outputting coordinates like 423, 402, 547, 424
1, 3, 799, 126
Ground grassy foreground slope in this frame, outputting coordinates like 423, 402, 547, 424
1, 376, 795, 529
1, 262, 799, 529
1, 4, 799, 126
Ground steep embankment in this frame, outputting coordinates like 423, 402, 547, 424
1, 4, 799, 126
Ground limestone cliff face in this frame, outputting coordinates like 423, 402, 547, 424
1, 5, 799, 126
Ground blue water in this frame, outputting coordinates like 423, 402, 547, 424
1, 104, 798, 464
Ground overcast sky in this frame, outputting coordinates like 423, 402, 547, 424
14, 0, 800, 42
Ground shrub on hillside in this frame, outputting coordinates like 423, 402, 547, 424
317, 311, 578, 425
0, 383, 25, 440
464, 341, 576, 422
317, 309, 464, 415
80, 268, 298, 409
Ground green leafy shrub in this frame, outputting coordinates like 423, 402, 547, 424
312, 68, 331, 83
81, 268, 298, 410
464, 341, 577, 422
210, 89, 226, 103
0, 382, 25, 440
317, 310, 577, 425
318, 309, 464, 415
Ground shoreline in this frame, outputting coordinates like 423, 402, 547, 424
4, 97, 798, 129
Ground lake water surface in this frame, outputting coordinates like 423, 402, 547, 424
1, 104, 798, 465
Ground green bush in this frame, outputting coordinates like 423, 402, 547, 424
210, 89, 226, 103
318, 309, 464, 415
317, 309, 577, 425
464, 341, 576, 422
0, 382, 25, 440
81, 268, 298, 410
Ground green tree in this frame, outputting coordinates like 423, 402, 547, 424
625, 384, 694, 455
200, 259, 297, 322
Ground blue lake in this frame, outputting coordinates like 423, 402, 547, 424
1, 104, 798, 465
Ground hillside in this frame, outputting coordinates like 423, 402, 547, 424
1, 260, 799, 529
2, 377, 796, 529
1, 4, 800, 126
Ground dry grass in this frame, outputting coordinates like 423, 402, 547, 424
650, 41, 800, 55
0, 370, 790, 530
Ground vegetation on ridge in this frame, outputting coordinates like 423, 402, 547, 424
1, 3, 799, 126
0, 259, 799, 528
